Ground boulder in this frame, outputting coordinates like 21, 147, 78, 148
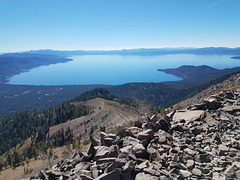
202, 97, 222, 110
80, 174, 93, 180
218, 144, 229, 156
186, 160, 195, 169
224, 165, 237, 179
45, 170, 62, 179
221, 105, 240, 115
94, 146, 111, 160
135, 172, 159, 180
128, 127, 142, 137
117, 128, 134, 138
100, 132, 116, 147
137, 129, 154, 140
134, 120, 143, 128
192, 168, 202, 176
122, 160, 135, 173
132, 143, 146, 158
96, 157, 116, 165
150, 115, 158, 123
74, 162, 90, 171
158, 119, 170, 131
190, 126, 203, 135
123, 136, 141, 147
173, 110, 205, 123
147, 147, 161, 161
179, 169, 192, 178
194, 154, 210, 163
106, 158, 127, 172
94, 170, 121, 180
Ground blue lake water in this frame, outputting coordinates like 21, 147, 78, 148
6, 54, 240, 85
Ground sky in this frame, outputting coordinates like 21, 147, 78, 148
0, 0, 240, 52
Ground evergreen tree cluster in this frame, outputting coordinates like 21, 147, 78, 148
51, 127, 74, 147
0, 102, 91, 155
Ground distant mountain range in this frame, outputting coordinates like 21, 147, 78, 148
26, 47, 240, 56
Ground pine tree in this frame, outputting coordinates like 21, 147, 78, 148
13, 150, 20, 167
7, 153, 12, 167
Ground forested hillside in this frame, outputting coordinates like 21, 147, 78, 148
0, 88, 137, 170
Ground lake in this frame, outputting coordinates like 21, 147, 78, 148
6, 54, 240, 85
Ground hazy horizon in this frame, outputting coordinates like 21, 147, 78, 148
1, 46, 240, 54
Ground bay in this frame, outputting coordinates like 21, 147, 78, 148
6, 54, 239, 85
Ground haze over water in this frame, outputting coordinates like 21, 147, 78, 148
6, 54, 239, 85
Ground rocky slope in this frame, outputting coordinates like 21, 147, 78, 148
175, 73, 240, 109
27, 87, 240, 180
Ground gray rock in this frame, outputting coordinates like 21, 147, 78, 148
94, 146, 111, 160
192, 168, 202, 176
106, 145, 119, 158
137, 129, 154, 140
135, 172, 159, 180
184, 148, 196, 155
147, 147, 161, 161
190, 126, 203, 135
132, 143, 146, 158
137, 161, 149, 169
38, 170, 47, 180
96, 157, 116, 165
117, 128, 134, 138
179, 169, 192, 178
150, 114, 158, 123
100, 132, 116, 147
224, 165, 237, 178
74, 162, 90, 171
235, 170, 240, 180
158, 119, 170, 131
119, 145, 132, 154
122, 160, 135, 173
194, 154, 210, 163
46, 170, 62, 179
94, 170, 121, 180
128, 127, 142, 137
106, 158, 126, 173
186, 159, 195, 169
80, 174, 93, 180
158, 135, 167, 144
203, 97, 222, 110
173, 110, 205, 123
134, 120, 143, 128
159, 175, 170, 180
123, 136, 140, 147
221, 105, 240, 115
78, 170, 92, 177
218, 144, 229, 156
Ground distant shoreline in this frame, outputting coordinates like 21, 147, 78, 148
231, 56, 240, 59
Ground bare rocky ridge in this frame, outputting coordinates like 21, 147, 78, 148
28, 86, 240, 180
49, 98, 139, 138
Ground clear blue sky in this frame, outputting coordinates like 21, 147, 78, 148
0, 0, 240, 52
